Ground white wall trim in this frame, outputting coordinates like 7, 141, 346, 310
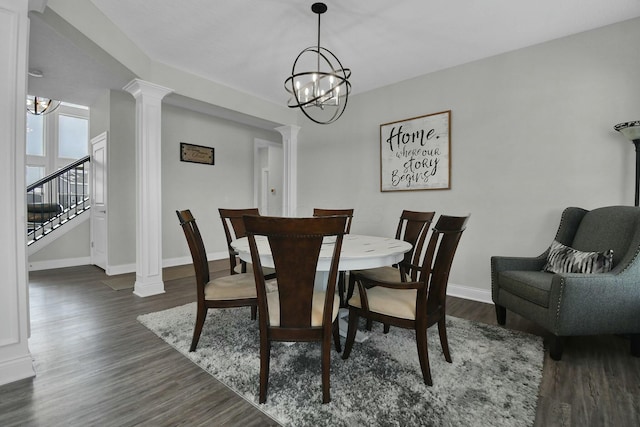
0, 355, 36, 387
275, 125, 300, 217
253, 138, 283, 215
106, 263, 136, 276
28, 256, 91, 272
447, 283, 492, 305
105, 251, 227, 276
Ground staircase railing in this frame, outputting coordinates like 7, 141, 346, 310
27, 155, 91, 245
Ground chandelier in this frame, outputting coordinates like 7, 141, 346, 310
26, 96, 61, 116
284, 2, 351, 125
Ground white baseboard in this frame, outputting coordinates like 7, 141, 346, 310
28, 251, 227, 274
105, 263, 135, 276
447, 283, 492, 305
28, 256, 91, 272
28, 254, 492, 306
0, 354, 35, 386
159, 252, 227, 269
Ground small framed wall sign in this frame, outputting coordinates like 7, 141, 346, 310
380, 110, 451, 192
180, 142, 214, 165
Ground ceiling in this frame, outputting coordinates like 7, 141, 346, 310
28, 0, 640, 110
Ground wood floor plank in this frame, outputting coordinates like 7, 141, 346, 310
0, 264, 638, 426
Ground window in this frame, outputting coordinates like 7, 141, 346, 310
59, 115, 89, 159
26, 102, 90, 185
26, 114, 44, 156
26, 166, 44, 187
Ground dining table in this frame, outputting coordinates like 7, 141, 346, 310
231, 234, 413, 342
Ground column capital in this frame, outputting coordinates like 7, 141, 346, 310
275, 124, 301, 141
123, 79, 173, 101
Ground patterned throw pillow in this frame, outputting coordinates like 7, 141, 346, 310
543, 240, 613, 274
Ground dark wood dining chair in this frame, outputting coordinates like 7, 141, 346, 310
244, 215, 347, 404
346, 210, 435, 327
219, 208, 260, 275
313, 208, 354, 307
342, 214, 469, 386
177, 209, 257, 352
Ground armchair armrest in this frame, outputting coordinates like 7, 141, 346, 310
548, 271, 640, 335
491, 254, 547, 273
355, 273, 423, 291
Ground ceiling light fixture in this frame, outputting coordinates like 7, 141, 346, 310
26, 96, 61, 116
28, 69, 44, 78
284, 2, 351, 125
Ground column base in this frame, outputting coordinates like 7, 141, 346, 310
133, 279, 165, 297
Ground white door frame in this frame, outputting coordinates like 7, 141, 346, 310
90, 131, 108, 270
260, 167, 269, 214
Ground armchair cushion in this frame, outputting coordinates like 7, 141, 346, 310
498, 271, 553, 308
543, 240, 613, 274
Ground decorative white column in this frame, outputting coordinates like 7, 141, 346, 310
275, 125, 300, 217
123, 79, 173, 297
0, 0, 35, 386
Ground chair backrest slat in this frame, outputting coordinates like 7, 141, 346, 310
419, 215, 469, 311
176, 210, 209, 297
219, 208, 260, 274
395, 210, 435, 280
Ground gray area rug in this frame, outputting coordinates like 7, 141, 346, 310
138, 303, 543, 427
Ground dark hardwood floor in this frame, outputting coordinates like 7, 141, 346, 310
0, 263, 638, 426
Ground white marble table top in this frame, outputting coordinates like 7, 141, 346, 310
231, 234, 412, 272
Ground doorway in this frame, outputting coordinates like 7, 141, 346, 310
254, 139, 283, 216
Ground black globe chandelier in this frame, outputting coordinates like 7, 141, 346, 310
284, 2, 351, 125
26, 95, 61, 116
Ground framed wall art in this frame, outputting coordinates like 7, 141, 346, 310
380, 110, 451, 192
180, 142, 215, 165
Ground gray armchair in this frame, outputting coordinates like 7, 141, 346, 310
491, 206, 640, 360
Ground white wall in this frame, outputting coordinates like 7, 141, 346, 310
107, 90, 136, 268
161, 103, 280, 263
297, 18, 640, 301
28, 220, 90, 269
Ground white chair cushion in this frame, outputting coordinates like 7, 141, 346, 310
348, 286, 417, 320
352, 265, 404, 283
204, 273, 256, 300
266, 291, 340, 327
